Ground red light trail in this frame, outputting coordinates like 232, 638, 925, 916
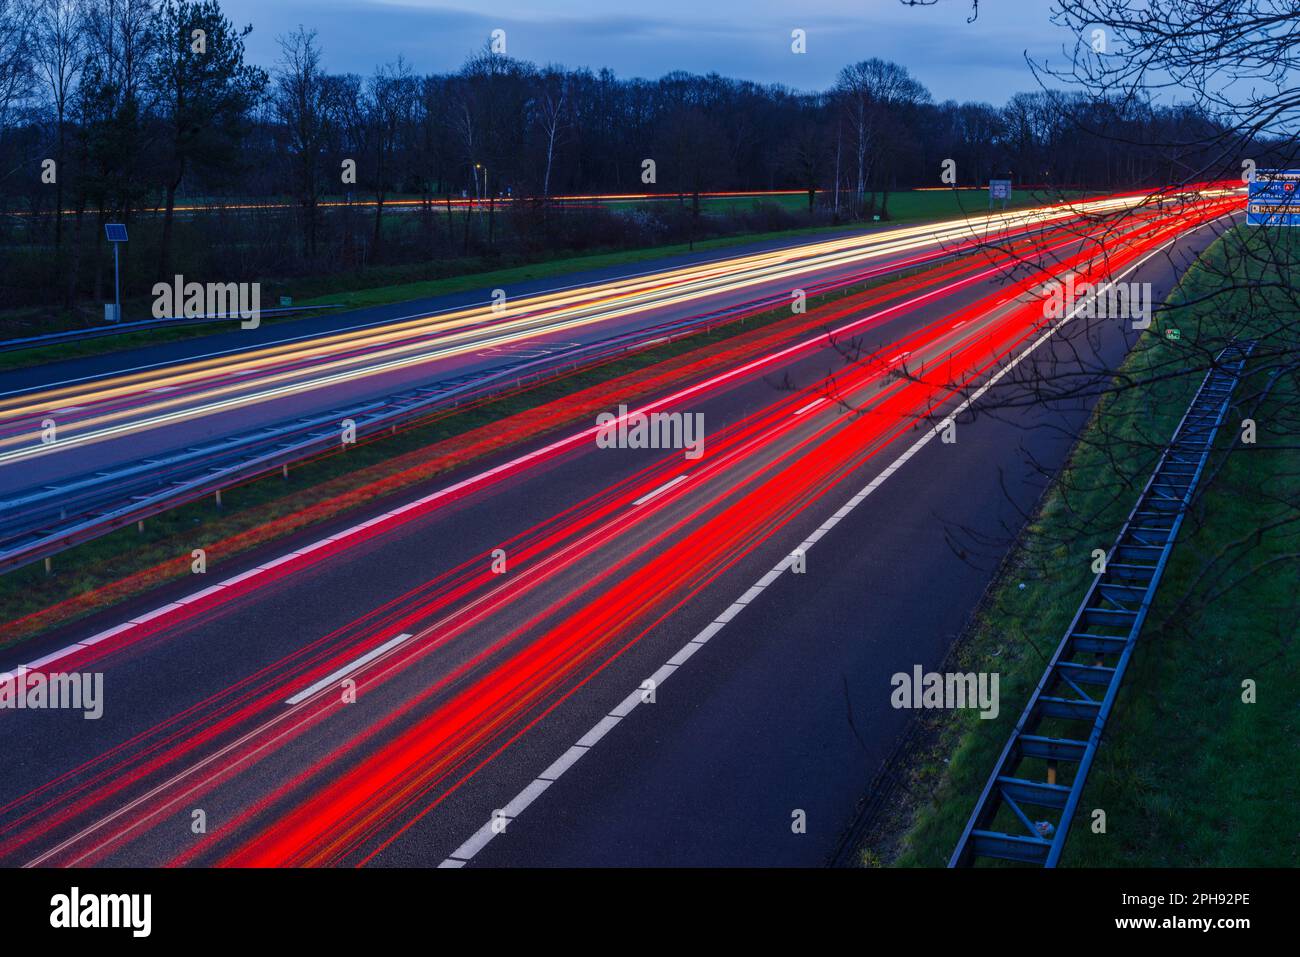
0, 190, 1238, 868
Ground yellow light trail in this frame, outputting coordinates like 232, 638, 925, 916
0, 188, 1238, 466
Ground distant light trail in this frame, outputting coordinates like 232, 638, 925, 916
0, 186, 1233, 467
0, 189, 1237, 868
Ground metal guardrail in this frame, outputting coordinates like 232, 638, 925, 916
0, 330, 659, 575
949, 339, 1256, 867
0, 264, 896, 575
0, 305, 345, 355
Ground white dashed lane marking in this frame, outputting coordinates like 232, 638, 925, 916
436, 239, 1188, 867
632, 474, 688, 506
793, 397, 825, 416
284, 633, 413, 706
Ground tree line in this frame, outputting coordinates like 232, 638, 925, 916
0, 0, 1252, 311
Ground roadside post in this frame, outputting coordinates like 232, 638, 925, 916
104, 223, 128, 322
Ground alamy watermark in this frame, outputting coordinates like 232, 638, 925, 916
152, 275, 261, 329
50, 887, 150, 937
0, 668, 103, 720
595, 404, 705, 460
891, 665, 999, 719
1043, 273, 1152, 329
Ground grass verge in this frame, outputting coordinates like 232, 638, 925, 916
0, 265, 929, 651
860, 225, 1299, 868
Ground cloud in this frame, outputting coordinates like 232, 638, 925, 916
216, 0, 1071, 103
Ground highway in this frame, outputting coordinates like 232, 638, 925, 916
0, 189, 1237, 866
0, 192, 1218, 572
0, 191, 1182, 498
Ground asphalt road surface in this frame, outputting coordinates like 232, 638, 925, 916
0, 192, 1165, 499
0, 196, 1235, 867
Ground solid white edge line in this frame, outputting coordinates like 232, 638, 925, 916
7, 219, 1090, 676
693, 621, 726, 644
538, 745, 589, 782
502, 778, 552, 818
609, 688, 645, 718
435, 232, 1200, 867
575, 715, 621, 748
444, 820, 499, 862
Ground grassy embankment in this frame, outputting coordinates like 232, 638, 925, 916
870, 226, 1299, 868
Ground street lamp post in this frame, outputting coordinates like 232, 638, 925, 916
475, 163, 494, 247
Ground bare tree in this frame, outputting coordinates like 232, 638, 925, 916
82, 0, 155, 103
0, 0, 38, 174
31, 0, 83, 251
535, 65, 569, 200
1017, 0, 1300, 627
2, 4, 1260, 318
274, 25, 331, 258
835, 59, 930, 218
366, 56, 416, 258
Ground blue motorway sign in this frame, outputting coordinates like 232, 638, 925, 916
1246, 169, 1300, 226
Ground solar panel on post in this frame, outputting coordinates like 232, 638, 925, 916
104, 224, 128, 322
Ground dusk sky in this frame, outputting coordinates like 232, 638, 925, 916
216, 0, 1086, 105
